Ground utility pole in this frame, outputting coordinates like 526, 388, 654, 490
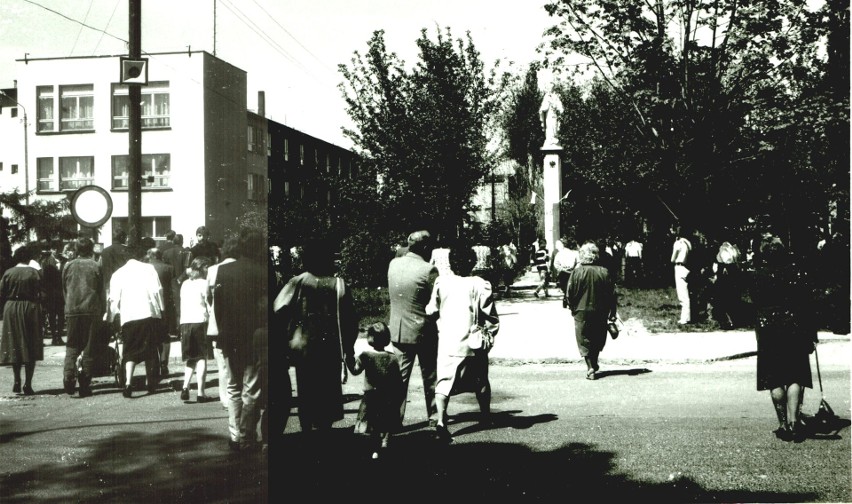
127, 0, 142, 249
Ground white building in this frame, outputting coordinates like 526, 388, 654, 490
3, 50, 263, 246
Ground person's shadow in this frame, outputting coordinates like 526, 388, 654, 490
594, 368, 652, 379
449, 409, 558, 437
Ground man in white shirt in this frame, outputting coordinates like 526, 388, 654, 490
624, 237, 644, 288
108, 246, 165, 397
670, 226, 692, 325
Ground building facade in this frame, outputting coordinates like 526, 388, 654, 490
4, 51, 252, 246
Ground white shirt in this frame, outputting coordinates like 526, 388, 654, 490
625, 241, 643, 258
108, 259, 164, 325
180, 278, 209, 324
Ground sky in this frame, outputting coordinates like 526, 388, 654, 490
0, 0, 558, 149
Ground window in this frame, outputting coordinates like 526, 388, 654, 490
247, 125, 263, 153
284, 138, 289, 161
247, 173, 265, 201
37, 86, 55, 132
247, 126, 254, 151
0, 162, 3, 172
284, 181, 290, 197
299, 144, 304, 165
60, 85, 94, 131
37, 158, 55, 191
111, 216, 171, 239
326, 154, 331, 173
267, 133, 272, 156
11, 107, 17, 118
112, 82, 170, 129
59, 156, 94, 190
11, 164, 17, 174
38, 84, 95, 133
112, 154, 170, 189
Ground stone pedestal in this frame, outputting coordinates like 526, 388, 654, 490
542, 146, 563, 252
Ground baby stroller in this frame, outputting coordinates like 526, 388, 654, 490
76, 320, 123, 388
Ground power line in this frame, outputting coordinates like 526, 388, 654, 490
20, 0, 128, 46
248, 0, 334, 74
69, 0, 94, 56
92, 0, 121, 55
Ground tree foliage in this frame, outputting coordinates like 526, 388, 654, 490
339, 27, 501, 242
540, 0, 849, 250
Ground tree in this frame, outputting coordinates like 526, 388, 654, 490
540, 0, 845, 249
339, 27, 501, 242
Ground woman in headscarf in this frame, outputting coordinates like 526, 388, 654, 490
564, 241, 617, 380
752, 234, 817, 443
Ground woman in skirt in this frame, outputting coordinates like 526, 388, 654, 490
179, 258, 211, 402
0, 245, 44, 395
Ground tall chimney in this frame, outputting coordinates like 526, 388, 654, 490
258, 91, 265, 117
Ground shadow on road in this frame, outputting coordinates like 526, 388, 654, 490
595, 368, 653, 378
0, 429, 267, 503
277, 427, 818, 502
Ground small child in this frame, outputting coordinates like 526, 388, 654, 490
179, 257, 211, 403
351, 322, 402, 459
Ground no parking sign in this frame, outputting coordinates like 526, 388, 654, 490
70, 185, 113, 228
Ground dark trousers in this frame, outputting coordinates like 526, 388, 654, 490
393, 336, 438, 423
63, 314, 98, 385
45, 299, 64, 338
121, 318, 161, 387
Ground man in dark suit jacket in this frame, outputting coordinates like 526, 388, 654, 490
387, 230, 439, 426
99, 228, 132, 301
214, 228, 268, 452
144, 244, 176, 378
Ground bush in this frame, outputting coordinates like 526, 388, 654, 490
352, 286, 390, 327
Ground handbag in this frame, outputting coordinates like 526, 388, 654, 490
804, 344, 846, 436
467, 290, 494, 351
607, 315, 623, 339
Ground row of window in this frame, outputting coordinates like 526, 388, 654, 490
282, 137, 355, 178
247, 125, 271, 155
36, 154, 171, 192
34, 154, 267, 201
112, 216, 171, 239
36, 82, 170, 133
0, 162, 18, 174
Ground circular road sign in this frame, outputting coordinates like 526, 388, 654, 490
70, 185, 113, 228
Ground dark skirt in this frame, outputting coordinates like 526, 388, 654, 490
181, 322, 208, 361
573, 310, 607, 357
121, 317, 158, 363
0, 300, 43, 364
294, 346, 344, 428
354, 388, 402, 435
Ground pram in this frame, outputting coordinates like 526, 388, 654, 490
75, 320, 123, 387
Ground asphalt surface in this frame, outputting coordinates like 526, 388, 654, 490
0, 276, 849, 503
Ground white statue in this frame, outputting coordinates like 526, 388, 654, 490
539, 86, 564, 148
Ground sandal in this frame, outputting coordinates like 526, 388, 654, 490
585, 370, 597, 380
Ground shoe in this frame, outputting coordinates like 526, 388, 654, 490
533, 291, 540, 298
22, 385, 34, 396
52, 338, 64, 346
78, 387, 92, 398
12, 382, 21, 394
428, 418, 438, 428
371, 451, 379, 460
773, 425, 792, 442
585, 370, 597, 381
196, 395, 212, 403
228, 440, 241, 452
63, 380, 76, 395
790, 421, 807, 443
434, 424, 453, 444
147, 385, 158, 395
122, 387, 132, 398
160, 366, 170, 377
180, 388, 190, 401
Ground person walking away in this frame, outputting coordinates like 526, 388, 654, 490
163, 233, 188, 338
752, 235, 818, 443
99, 229, 132, 301
61, 238, 103, 397
386, 230, 440, 426
179, 257, 212, 403
351, 322, 402, 459
552, 237, 579, 296
0, 245, 44, 395
532, 238, 550, 297
498, 242, 518, 295
107, 246, 165, 398
213, 228, 269, 452
670, 225, 692, 325
42, 240, 66, 345
144, 243, 175, 379
273, 237, 358, 435
623, 236, 644, 288
564, 242, 617, 380
206, 235, 239, 409
426, 246, 499, 443
711, 241, 742, 329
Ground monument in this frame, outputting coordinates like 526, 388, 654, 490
539, 85, 564, 252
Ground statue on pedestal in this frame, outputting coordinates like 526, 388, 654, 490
539, 85, 564, 148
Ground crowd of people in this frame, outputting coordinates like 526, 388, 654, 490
0, 224, 270, 454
